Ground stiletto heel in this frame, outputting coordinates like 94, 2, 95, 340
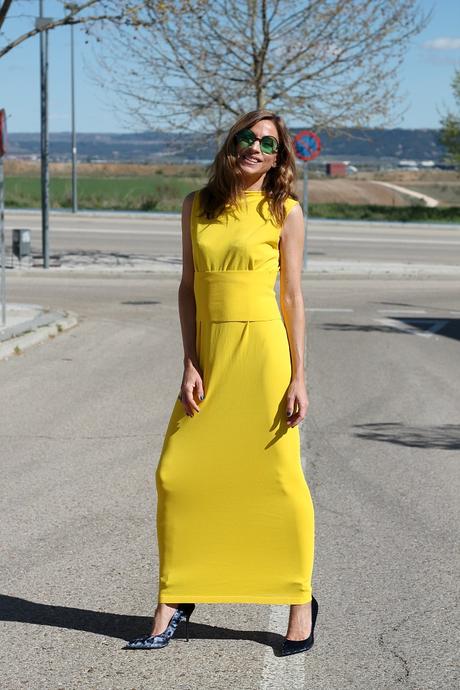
124, 603, 195, 649
185, 614, 190, 642
281, 595, 319, 656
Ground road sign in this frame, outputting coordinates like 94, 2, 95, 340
292, 130, 321, 271
293, 130, 321, 162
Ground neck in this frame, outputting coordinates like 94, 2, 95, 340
242, 172, 266, 191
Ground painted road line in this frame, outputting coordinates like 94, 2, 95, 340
309, 236, 460, 246
6, 225, 460, 245
375, 318, 449, 338
401, 318, 449, 337
260, 608, 306, 689
378, 309, 427, 314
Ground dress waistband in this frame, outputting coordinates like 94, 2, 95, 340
194, 270, 282, 322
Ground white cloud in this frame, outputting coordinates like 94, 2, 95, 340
423, 37, 460, 51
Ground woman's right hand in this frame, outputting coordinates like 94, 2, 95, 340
179, 361, 205, 417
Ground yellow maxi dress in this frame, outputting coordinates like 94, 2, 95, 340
155, 189, 315, 604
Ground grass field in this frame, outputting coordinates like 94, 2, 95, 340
5, 174, 204, 211
3, 160, 460, 221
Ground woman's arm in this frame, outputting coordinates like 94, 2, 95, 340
178, 191, 204, 416
279, 203, 308, 427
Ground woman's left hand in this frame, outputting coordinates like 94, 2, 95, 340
286, 379, 309, 427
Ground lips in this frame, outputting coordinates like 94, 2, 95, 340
241, 154, 262, 164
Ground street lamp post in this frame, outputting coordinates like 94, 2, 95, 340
70, 21, 77, 213
36, 1, 51, 268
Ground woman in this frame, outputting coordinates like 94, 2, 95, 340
126, 110, 318, 657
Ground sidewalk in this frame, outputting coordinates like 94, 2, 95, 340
5, 249, 460, 278
0, 303, 78, 361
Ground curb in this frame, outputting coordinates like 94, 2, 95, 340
0, 310, 79, 362
6, 264, 460, 280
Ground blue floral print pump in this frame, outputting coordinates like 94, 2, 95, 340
124, 603, 195, 649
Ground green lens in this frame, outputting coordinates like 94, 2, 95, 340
236, 129, 255, 148
260, 136, 278, 154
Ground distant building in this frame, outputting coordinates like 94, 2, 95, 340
325, 162, 348, 177
398, 159, 419, 170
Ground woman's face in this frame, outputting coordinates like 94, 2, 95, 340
235, 119, 279, 180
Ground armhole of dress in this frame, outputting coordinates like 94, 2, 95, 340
189, 190, 201, 272
279, 198, 300, 244
286, 198, 300, 216
190, 189, 202, 235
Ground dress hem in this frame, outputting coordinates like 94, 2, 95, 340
158, 594, 313, 604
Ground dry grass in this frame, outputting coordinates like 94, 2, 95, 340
4, 160, 206, 177
356, 169, 460, 184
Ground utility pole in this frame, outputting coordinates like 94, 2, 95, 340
292, 130, 322, 273
302, 161, 309, 271
0, 109, 6, 326
36, 1, 50, 268
70, 21, 77, 212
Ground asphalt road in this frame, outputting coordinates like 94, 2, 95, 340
4, 210, 460, 268
1, 270, 459, 690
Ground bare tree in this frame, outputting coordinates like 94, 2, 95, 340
0, 1, 146, 59
91, 0, 431, 135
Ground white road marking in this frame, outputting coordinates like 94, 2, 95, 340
375, 317, 448, 338
260, 609, 306, 689
311, 236, 460, 245
306, 308, 354, 312
4, 224, 460, 246
378, 309, 427, 314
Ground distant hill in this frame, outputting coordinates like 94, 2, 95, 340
6, 128, 446, 165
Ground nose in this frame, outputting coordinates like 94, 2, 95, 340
247, 139, 261, 154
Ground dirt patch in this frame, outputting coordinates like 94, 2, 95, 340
3, 160, 205, 178
297, 179, 410, 206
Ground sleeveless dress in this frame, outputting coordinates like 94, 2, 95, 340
155, 189, 315, 604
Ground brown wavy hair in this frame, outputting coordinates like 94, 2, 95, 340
199, 109, 298, 228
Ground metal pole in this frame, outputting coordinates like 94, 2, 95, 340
302, 160, 309, 271
39, 0, 49, 268
0, 156, 5, 325
70, 22, 77, 213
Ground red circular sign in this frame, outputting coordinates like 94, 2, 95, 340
293, 130, 321, 162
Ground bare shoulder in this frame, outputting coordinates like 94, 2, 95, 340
182, 190, 197, 213
280, 200, 303, 239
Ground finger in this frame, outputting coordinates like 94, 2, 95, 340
289, 402, 308, 425
287, 399, 304, 425
184, 392, 200, 414
286, 398, 296, 419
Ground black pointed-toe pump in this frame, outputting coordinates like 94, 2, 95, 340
124, 603, 195, 650
281, 595, 319, 656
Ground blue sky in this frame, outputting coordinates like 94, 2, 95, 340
1, 0, 459, 133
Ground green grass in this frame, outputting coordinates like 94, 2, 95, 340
308, 203, 460, 223
5, 176, 460, 222
5, 175, 205, 212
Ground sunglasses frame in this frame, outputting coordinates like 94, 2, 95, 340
235, 128, 279, 155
